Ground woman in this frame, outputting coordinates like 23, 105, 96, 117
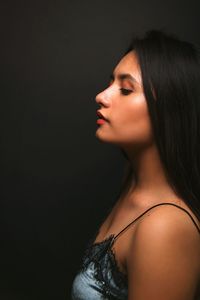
71, 30, 200, 300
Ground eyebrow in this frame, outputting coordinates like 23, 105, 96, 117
110, 72, 140, 85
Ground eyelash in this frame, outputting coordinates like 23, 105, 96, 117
120, 88, 132, 95
107, 81, 133, 95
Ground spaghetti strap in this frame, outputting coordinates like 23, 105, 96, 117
114, 202, 200, 241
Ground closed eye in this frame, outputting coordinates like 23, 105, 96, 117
120, 88, 132, 95
107, 80, 133, 95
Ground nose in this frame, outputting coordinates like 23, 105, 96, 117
95, 88, 110, 107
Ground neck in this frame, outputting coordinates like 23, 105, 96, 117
120, 143, 180, 208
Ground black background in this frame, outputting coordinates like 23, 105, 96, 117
1, 0, 200, 299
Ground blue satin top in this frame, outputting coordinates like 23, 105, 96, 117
71, 202, 200, 300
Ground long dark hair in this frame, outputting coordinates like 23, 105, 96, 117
118, 29, 200, 222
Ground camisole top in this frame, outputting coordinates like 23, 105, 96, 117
71, 202, 200, 300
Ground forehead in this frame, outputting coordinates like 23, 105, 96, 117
113, 51, 142, 85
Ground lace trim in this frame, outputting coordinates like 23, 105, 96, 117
108, 245, 128, 288
80, 233, 128, 293
80, 234, 115, 271
87, 231, 127, 283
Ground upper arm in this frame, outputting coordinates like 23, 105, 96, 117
126, 207, 200, 300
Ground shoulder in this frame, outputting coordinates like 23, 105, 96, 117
128, 204, 200, 261
134, 203, 200, 240
126, 204, 200, 300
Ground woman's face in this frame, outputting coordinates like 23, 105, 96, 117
95, 51, 154, 150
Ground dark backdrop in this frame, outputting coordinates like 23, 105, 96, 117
1, 0, 200, 299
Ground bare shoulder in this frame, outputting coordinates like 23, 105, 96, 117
136, 204, 200, 240
126, 204, 200, 300
129, 204, 200, 262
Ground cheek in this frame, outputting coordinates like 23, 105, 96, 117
114, 96, 154, 143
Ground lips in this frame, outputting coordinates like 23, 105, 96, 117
96, 110, 108, 121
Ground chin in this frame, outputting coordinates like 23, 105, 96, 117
95, 130, 112, 142
95, 131, 121, 146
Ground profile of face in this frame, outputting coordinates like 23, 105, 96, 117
95, 51, 154, 151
